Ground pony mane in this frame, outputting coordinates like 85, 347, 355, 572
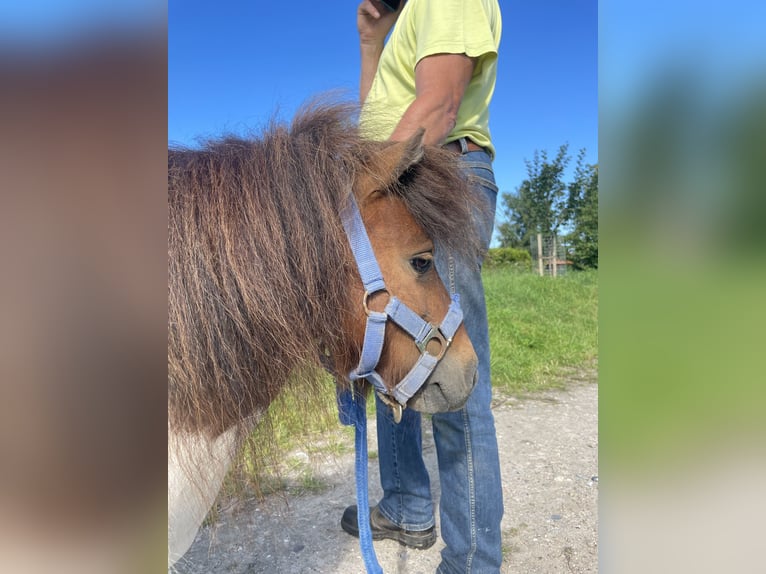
168, 100, 481, 437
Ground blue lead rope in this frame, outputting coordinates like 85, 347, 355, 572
337, 385, 383, 574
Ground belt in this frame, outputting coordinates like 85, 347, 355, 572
443, 137, 486, 155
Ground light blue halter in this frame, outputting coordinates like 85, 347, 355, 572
339, 192, 464, 421
336, 192, 464, 574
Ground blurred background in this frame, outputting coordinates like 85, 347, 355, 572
1, 0, 764, 572
600, 1, 766, 572
0, 1, 167, 572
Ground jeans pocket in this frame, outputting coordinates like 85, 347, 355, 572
471, 174, 499, 194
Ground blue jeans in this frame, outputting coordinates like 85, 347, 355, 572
375, 150, 503, 573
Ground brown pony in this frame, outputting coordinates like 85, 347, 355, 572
167, 102, 480, 568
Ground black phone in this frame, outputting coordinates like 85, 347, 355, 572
380, 0, 401, 11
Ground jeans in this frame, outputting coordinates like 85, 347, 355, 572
375, 149, 503, 573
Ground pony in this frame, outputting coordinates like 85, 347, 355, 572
168, 102, 482, 568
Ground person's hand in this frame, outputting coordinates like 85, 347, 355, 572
357, 0, 402, 48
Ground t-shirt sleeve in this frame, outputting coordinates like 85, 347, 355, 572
412, 0, 499, 64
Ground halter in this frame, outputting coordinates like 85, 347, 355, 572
339, 193, 464, 422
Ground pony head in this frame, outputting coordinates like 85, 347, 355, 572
337, 131, 479, 414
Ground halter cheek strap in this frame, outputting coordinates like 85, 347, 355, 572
339, 193, 464, 419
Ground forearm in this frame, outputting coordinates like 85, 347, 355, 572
359, 42, 383, 103
356, 0, 400, 103
389, 93, 458, 145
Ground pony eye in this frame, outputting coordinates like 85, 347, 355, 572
410, 256, 433, 275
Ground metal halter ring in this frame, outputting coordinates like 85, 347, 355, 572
416, 325, 450, 360
362, 288, 390, 316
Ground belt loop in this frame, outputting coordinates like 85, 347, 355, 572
458, 137, 469, 155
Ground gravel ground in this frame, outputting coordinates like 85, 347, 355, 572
172, 378, 598, 573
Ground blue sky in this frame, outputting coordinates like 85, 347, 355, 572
600, 0, 766, 114
0, 0, 161, 42
168, 0, 598, 204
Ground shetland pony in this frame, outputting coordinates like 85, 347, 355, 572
168, 102, 481, 567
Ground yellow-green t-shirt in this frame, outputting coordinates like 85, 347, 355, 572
360, 0, 502, 158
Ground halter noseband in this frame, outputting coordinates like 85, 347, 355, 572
339, 193, 464, 423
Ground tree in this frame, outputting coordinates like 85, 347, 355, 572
565, 151, 598, 269
497, 144, 571, 249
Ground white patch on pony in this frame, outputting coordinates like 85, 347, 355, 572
167, 421, 254, 570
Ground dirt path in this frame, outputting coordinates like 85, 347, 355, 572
173, 379, 598, 573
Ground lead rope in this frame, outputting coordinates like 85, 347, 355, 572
337, 384, 383, 574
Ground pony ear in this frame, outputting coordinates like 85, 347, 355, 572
389, 128, 425, 181
357, 129, 425, 196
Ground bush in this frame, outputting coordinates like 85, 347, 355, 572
484, 247, 532, 269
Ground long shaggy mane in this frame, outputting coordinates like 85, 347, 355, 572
168, 101, 480, 437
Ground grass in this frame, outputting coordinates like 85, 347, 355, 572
599, 258, 766, 470
223, 378, 352, 499
485, 268, 598, 394
225, 268, 598, 497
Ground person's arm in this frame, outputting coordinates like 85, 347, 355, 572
357, 0, 402, 103
389, 52, 477, 146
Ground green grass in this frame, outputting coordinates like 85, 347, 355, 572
600, 257, 766, 470
223, 377, 353, 498
485, 268, 598, 394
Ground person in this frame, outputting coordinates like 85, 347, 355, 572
340, 1, 504, 572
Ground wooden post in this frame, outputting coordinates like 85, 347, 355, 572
552, 234, 557, 277
537, 233, 543, 277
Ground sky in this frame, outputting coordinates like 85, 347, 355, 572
168, 0, 598, 205
0, 0, 162, 42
